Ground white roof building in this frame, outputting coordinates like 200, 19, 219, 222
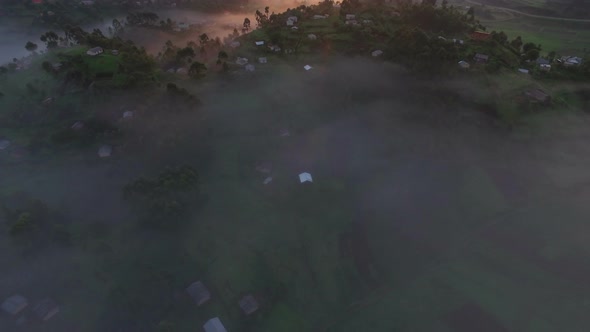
186, 281, 211, 306
255, 41, 265, 46
518, 68, 529, 74
345, 14, 356, 20
287, 19, 294, 26
86, 47, 103, 56
304, 65, 312, 71
229, 41, 241, 48
98, 145, 112, 158
236, 57, 248, 66
1, 295, 28, 315
288, 16, 298, 23
458, 60, 470, 69
308, 34, 317, 40
371, 50, 383, 57
258, 57, 267, 64
203, 317, 227, 332
299, 172, 313, 183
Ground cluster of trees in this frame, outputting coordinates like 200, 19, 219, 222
158, 34, 227, 78
123, 166, 200, 229
1, 192, 72, 253
399, 2, 475, 35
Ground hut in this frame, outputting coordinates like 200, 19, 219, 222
86, 47, 103, 56
32, 298, 59, 321
238, 294, 259, 315
98, 145, 112, 158
299, 172, 313, 183
258, 57, 267, 64
203, 317, 227, 332
236, 57, 248, 66
1, 295, 28, 315
371, 50, 383, 57
308, 34, 317, 40
186, 281, 211, 306
304, 65, 312, 71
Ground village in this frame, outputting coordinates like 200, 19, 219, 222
1, 0, 590, 331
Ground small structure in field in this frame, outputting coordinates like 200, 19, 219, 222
279, 128, 290, 137
203, 317, 227, 332
458, 60, 470, 69
473, 53, 489, 64
299, 172, 313, 183
255, 41, 265, 46
371, 50, 383, 57
560, 55, 583, 67
86, 46, 103, 56
287, 16, 298, 23
236, 57, 248, 66
286, 19, 294, 26
239, 294, 259, 315
42, 97, 54, 106
291, 26, 299, 30
256, 162, 272, 174
32, 298, 59, 321
186, 281, 211, 306
518, 68, 529, 74
304, 65, 312, 71
0, 139, 11, 150
245, 64, 255, 72
98, 145, 112, 158
308, 34, 317, 40
263, 176, 273, 185
71, 121, 84, 130
258, 57, 267, 64
269, 45, 281, 52
540, 64, 551, 72
524, 88, 551, 104
1, 295, 28, 315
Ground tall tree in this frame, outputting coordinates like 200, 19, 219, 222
25, 41, 38, 53
40, 31, 59, 49
243, 18, 251, 31
188, 61, 207, 78
510, 36, 523, 52
199, 33, 209, 47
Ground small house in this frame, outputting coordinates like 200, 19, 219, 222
469, 31, 491, 41
524, 89, 551, 103
299, 172, 313, 183
560, 56, 583, 66
71, 121, 84, 130
473, 53, 489, 63
236, 57, 248, 66
288, 16, 298, 23
255, 41, 265, 46
229, 41, 241, 48
86, 47, 103, 56
43, 97, 54, 105
203, 317, 227, 332
540, 64, 551, 72
536, 58, 550, 66
0, 139, 11, 150
258, 57, 267, 64
308, 34, 317, 40
362, 19, 373, 24
345, 14, 356, 20
245, 64, 255, 72
32, 298, 59, 321
518, 68, 529, 74
111, 49, 119, 55
313, 14, 327, 19
186, 281, 211, 306
371, 50, 383, 57
291, 26, 299, 30
98, 145, 112, 158
304, 65, 312, 71
458, 60, 470, 69
286, 19, 294, 26
239, 294, 259, 315
1, 295, 28, 315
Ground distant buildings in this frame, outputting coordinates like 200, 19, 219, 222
518, 68, 529, 74
304, 65, 312, 71
258, 57, 267, 64
1, 295, 28, 315
559, 55, 583, 67
299, 172, 313, 183
473, 53, 489, 64
458, 60, 470, 69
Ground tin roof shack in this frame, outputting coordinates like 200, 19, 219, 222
32, 298, 59, 321
524, 89, 551, 104
186, 281, 211, 306
203, 317, 227, 332
239, 294, 259, 315
1, 295, 28, 315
